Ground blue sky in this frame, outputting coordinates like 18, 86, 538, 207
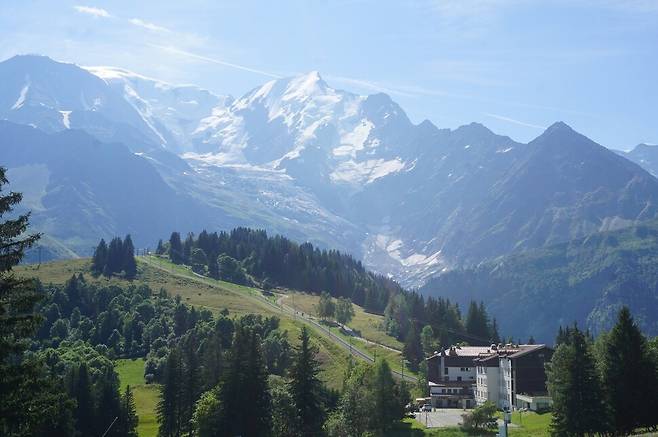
1, 0, 656, 149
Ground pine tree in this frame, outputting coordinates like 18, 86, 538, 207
105, 237, 124, 276
371, 359, 404, 432
155, 239, 165, 255
243, 327, 272, 436
169, 232, 183, 264
157, 348, 184, 437
91, 239, 108, 275
183, 233, 194, 264
601, 307, 658, 434
0, 167, 46, 436
547, 326, 607, 436
288, 326, 325, 436
206, 323, 272, 437
465, 301, 490, 343
122, 234, 137, 279
181, 334, 201, 435
97, 366, 122, 437
490, 318, 501, 344
403, 324, 423, 370
73, 363, 96, 437
120, 385, 138, 437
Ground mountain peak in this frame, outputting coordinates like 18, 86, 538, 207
283, 70, 329, 99
545, 121, 574, 134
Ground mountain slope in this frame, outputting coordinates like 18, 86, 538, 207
4, 55, 658, 288
0, 121, 216, 258
619, 143, 658, 177
420, 219, 658, 342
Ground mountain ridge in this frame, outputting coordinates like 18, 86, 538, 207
3, 54, 658, 288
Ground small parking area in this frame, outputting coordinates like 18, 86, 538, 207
414, 408, 467, 428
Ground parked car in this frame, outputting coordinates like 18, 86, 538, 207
421, 403, 432, 412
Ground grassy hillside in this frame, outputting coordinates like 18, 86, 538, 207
421, 220, 658, 342
116, 358, 159, 437
17, 256, 387, 388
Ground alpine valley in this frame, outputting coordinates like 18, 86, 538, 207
3, 55, 658, 339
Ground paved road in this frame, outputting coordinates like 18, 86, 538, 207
414, 409, 520, 430
414, 409, 465, 428
140, 256, 416, 382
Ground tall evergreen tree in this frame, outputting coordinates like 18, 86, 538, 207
97, 366, 122, 437
155, 239, 165, 255
157, 348, 184, 437
288, 326, 325, 436
181, 334, 201, 436
72, 363, 96, 437
490, 318, 501, 344
0, 167, 49, 436
403, 324, 423, 370
601, 307, 658, 434
465, 301, 490, 343
105, 237, 124, 275
547, 326, 608, 436
203, 323, 272, 437
183, 233, 194, 264
119, 385, 138, 437
122, 234, 137, 279
371, 359, 405, 433
91, 238, 108, 275
169, 232, 183, 265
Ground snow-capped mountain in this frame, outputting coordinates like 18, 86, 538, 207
0, 55, 163, 151
186, 71, 414, 189
85, 66, 232, 153
4, 54, 658, 287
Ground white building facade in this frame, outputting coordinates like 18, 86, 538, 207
474, 344, 553, 411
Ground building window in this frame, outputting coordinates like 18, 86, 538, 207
444, 367, 449, 375
457, 376, 462, 381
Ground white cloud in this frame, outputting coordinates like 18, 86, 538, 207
129, 18, 170, 33
73, 5, 110, 18
483, 112, 546, 129
326, 76, 416, 98
149, 44, 282, 79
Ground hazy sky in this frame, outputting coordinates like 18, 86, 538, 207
1, 0, 656, 149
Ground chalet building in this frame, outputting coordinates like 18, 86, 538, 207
474, 344, 553, 411
426, 345, 492, 408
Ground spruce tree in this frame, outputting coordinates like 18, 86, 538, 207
547, 326, 607, 436
465, 301, 490, 343
120, 385, 138, 437
169, 232, 183, 264
122, 234, 137, 279
601, 307, 658, 434
243, 327, 272, 436
209, 323, 272, 436
288, 326, 325, 436
157, 348, 184, 437
105, 237, 124, 276
371, 359, 404, 432
181, 334, 201, 435
0, 167, 46, 436
403, 323, 423, 370
73, 363, 96, 437
91, 239, 108, 275
183, 233, 194, 264
155, 239, 165, 255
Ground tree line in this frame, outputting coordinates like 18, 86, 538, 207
386, 292, 500, 370
92, 235, 137, 279
157, 228, 403, 313
158, 228, 502, 370
547, 307, 658, 436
